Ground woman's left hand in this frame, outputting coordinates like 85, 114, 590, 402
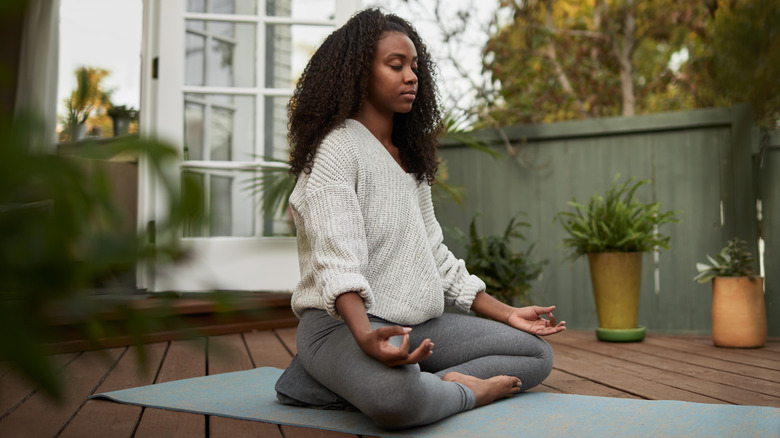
505, 305, 566, 336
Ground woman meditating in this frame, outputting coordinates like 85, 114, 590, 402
275, 8, 566, 430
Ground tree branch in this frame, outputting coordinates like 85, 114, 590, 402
609, 0, 635, 116
543, 6, 590, 118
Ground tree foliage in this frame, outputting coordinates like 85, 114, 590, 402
483, 0, 714, 126
679, 0, 780, 128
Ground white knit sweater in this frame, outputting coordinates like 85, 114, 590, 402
288, 119, 485, 325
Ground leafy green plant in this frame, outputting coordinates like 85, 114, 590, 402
455, 213, 547, 306
0, 111, 204, 401
554, 175, 680, 260
694, 237, 757, 283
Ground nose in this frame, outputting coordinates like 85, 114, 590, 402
405, 67, 417, 85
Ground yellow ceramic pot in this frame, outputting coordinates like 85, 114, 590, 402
588, 252, 644, 341
711, 277, 767, 348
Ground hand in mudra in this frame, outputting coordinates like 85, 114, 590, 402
356, 326, 434, 367
506, 305, 566, 336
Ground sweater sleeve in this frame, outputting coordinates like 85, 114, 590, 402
291, 139, 375, 320
417, 185, 485, 313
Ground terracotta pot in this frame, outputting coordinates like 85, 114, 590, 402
587, 252, 643, 329
711, 277, 767, 348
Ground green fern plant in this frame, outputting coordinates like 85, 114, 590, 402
554, 175, 680, 260
694, 237, 757, 283
455, 213, 548, 306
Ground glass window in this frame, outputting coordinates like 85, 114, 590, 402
182, 171, 206, 237
184, 101, 205, 160
265, 23, 333, 89
183, 93, 255, 162
275, 0, 335, 21
209, 174, 234, 236
185, 20, 256, 88
187, 0, 257, 15
263, 95, 288, 160
182, 170, 256, 237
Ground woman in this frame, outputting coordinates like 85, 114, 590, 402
275, 8, 565, 429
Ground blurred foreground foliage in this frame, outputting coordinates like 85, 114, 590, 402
0, 112, 208, 401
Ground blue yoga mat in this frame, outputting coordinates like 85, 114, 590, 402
93, 367, 780, 438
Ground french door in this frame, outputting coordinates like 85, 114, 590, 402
139, 0, 360, 292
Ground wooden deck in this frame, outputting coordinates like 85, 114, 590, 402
1, 329, 778, 437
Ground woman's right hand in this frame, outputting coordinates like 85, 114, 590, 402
354, 326, 434, 367
335, 292, 433, 367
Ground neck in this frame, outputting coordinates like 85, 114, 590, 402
353, 107, 394, 148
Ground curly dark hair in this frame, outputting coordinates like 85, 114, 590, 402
288, 8, 442, 184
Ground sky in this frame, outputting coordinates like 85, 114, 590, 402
57, 0, 143, 115
56, 0, 496, 123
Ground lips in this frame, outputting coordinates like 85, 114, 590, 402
401, 89, 417, 97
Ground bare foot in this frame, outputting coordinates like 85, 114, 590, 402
442, 372, 521, 407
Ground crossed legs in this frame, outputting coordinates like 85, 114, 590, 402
295, 310, 553, 429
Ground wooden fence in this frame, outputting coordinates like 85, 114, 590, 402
435, 104, 778, 336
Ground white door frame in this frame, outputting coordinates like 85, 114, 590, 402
138, 0, 361, 292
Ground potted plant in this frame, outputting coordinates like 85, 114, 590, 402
107, 105, 139, 137
454, 213, 548, 307
694, 237, 766, 348
555, 175, 680, 342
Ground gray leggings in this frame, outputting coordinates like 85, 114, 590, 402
296, 309, 554, 429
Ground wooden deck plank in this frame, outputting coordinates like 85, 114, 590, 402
207, 333, 254, 374
133, 338, 207, 438
0, 352, 78, 418
59, 343, 168, 438
763, 339, 780, 353
547, 341, 726, 404
553, 332, 780, 407
639, 339, 780, 382
244, 329, 294, 369
532, 383, 563, 394
661, 333, 780, 356
276, 327, 298, 355
541, 368, 641, 399
566, 332, 780, 397
207, 334, 285, 438
642, 336, 780, 376
0, 348, 122, 438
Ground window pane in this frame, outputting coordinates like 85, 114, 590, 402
268, 0, 335, 21
263, 95, 289, 160
185, 32, 206, 86
209, 174, 233, 236
266, 23, 333, 89
184, 101, 205, 161
182, 170, 256, 237
182, 171, 206, 237
187, 0, 257, 15
259, 168, 295, 237
211, 106, 233, 161
187, 0, 206, 13
184, 93, 255, 163
185, 20, 256, 87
